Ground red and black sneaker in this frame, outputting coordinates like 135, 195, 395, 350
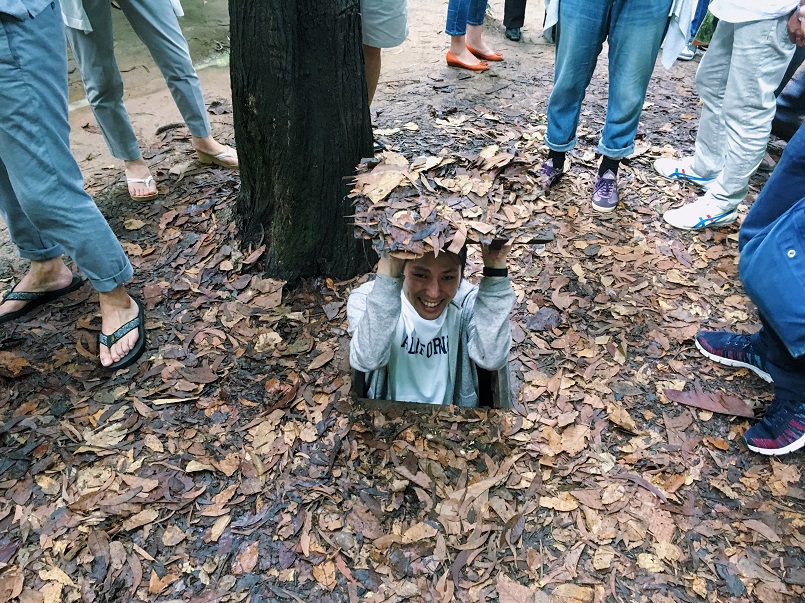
744, 397, 805, 455
694, 331, 772, 383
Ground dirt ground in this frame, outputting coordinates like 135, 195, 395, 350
1, 2, 804, 603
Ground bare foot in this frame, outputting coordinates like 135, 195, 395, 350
192, 135, 238, 168
98, 287, 141, 367
466, 25, 499, 58
124, 158, 157, 199
0, 259, 74, 318
449, 36, 485, 67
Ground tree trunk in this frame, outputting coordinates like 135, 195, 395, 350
230, 0, 374, 282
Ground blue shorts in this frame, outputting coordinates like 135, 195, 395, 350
361, 0, 408, 48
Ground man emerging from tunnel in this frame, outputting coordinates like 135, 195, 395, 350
347, 244, 514, 407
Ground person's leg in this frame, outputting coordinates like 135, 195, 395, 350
118, 0, 235, 166
64, 0, 156, 198
364, 45, 382, 105
466, 0, 499, 59
0, 4, 140, 366
446, 0, 486, 68
740, 123, 805, 250
691, 20, 734, 179
689, 0, 709, 41
701, 17, 795, 213
64, 0, 141, 162
739, 203, 805, 454
599, 0, 672, 160
503, 0, 527, 29
544, 0, 609, 154
360, 0, 408, 105
118, 0, 209, 138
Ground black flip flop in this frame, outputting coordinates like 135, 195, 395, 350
0, 274, 85, 325
99, 297, 147, 370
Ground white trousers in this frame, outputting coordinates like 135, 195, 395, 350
693, 16, 795, 210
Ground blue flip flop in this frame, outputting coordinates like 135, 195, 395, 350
99, 296, 146, 370
0, 274, 84, 324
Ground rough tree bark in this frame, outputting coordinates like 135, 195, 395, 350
230, 0, 374, 282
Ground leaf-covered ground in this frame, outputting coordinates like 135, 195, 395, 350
1, 31, 804, 603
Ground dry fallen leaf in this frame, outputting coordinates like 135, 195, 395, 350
122, 509, 159, 532
312, 560, 337, 591
232, 541, 259, 575
161, 525, 187, 546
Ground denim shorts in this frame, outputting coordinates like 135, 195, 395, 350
361, 0, 408, 48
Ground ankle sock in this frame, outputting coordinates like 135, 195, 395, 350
548, 150, 566, 172
599, 156, 620, 177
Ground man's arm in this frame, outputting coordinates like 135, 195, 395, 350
465, 244, 515, 371
347, 256, 405, 372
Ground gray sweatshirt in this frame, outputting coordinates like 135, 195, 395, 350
347, 273, 515, 407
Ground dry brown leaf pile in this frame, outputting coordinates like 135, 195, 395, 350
351, 147, 547, 257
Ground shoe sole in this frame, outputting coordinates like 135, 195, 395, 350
591, 201, 617, 213
695, 338, 773, 383
0, 274, 85, 324
745, 431, 805, 456
665, 210, 737, 231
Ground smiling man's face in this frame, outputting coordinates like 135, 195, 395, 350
402, 251, 462, 320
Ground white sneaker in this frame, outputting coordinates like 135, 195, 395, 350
678, 43, 697, 61
654, 156, 715, 189
663, 194, 738, 231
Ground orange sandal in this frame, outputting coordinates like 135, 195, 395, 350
466, 44, 503, 62
446, 50, 489, 71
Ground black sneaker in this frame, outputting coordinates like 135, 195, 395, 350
694, 331, 772, 383
744, 397, 805, 455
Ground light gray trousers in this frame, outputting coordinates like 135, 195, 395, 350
0, 2, 132, 292
693, 16, 795, 210
66, 0, 211, 161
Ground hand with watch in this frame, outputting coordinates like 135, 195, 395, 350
481, 241, 512, 278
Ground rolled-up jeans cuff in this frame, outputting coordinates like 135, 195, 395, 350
86, 261, 134, 293
597, 141, 634, 159
18, 243, 66, 262
545, 136, 576, 153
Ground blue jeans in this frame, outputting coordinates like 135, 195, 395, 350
689, 0, 708, 41
546, 0, 672, 158
445, 0, 487, 37
0, 2, 132, 291
739, 125, 805, 398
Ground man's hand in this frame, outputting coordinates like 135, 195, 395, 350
481, 242, 511, 269
789, 6, 805, 47
377, 254, 405, 277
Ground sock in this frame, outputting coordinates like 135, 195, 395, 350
599, 156, 620, 177
548, 150, 565, 172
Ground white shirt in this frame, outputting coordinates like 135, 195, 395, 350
709, 0, 798, 23
387, 292, 458, 405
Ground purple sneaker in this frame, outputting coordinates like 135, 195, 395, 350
591, 170, 619, 212
540, 158, 565, 189
744, 397, 805, 456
